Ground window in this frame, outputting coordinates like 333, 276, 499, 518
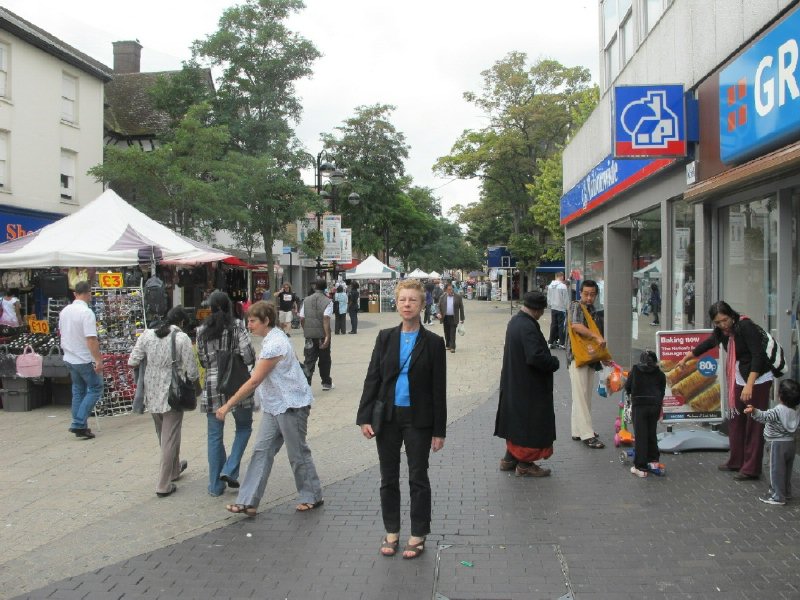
601, 0, 634, 88
61, 73, 77, 124
0, 131, 8, 189
645, 0, 667, 33
671, 200, 695, 331
60, 150, 76, 201
0, 42, 8, 98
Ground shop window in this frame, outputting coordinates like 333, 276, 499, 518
671, 200, 695, 330
0, 42, 8, 99
60, 150, 76, 202
61, 73, 77, 124
0, 131, 7, 190
643, 0, 673, 34
791, 189, 800, 383
720, 197, 777, 334
567, 229, 604, 307
631, 207, 661, 365
568, 237, 584, 302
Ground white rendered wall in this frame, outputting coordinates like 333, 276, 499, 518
563, 0, 794, 191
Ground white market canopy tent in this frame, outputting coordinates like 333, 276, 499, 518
406, 268, 429, 278
633, 258, 662, 279
344, 255, 398, 280
428, 270, 441, 279
0, 189, 232, 268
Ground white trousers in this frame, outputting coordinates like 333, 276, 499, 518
569, 362, 596, 440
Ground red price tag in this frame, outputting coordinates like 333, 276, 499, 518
29, 319, 50, 334
99, 272, 124, 288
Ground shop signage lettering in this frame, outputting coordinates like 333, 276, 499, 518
0, 212, 60, 241
613, 85, 687, 158
720, 5, 800, 163
560, 155, 674, 226
98, 272, 124, 288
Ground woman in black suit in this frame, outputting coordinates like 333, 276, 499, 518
357, 279, 447, 560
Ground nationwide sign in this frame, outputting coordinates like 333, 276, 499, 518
719, 5, 800, 163
613, 84, 687, 158
560, 154, 674, 225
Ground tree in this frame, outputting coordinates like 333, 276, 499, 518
89, 103, 230, 240
191, 0, 320, 155
434, 53, 595, 269
320, 104, 410, 262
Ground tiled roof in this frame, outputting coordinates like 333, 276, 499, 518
104, 69, 215, 139
0, 7, 112, 81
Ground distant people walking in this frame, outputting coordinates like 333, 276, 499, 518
219, 301, 323, 517
677, 301, 774, 480
624, 350, 666, 478
546, 272, 569, 349
334, 285, 348, 335
357, 279, 447, 559
494, 291, 560, 477
744, 379, 799, 505
649, 282, 661, 326
437, 283, 465, 353
301, 279, 334, 390
59, 281, 104, 440
423, 283, 434, 325
347, 281, 360, 334
129, 306, 199, 497
274, 283, 299, 336
566, 280, 607, 449
196, 291, 256, 496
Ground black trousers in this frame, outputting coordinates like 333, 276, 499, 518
348, 308, 358, 333
334, 313, 347, 334
442, 315, 457, 349
303, 338, 332, 385
548, 309, 565, 345
632, 403, 661, 469
375, 406, 433, 537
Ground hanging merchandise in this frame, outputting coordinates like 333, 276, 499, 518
91, 283, 146, 417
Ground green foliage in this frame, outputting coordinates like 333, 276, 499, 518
300, 228, 324, 259
149, 63, 215, 129
407, 219, 482, 272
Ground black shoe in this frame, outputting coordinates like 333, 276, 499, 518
717, 464, 738, 472
220, 474, 240, 489
75, 428, 96, 439
348, 331, 357, 334
733, 473, 760, 481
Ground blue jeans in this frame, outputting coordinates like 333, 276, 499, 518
66, 362, 103, 430
207, 407, 253, 496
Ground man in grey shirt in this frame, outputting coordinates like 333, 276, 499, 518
300, 279, 334, 390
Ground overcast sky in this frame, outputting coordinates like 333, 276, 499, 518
3, 0, 599, 215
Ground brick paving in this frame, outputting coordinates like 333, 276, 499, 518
15, 351, 800, 600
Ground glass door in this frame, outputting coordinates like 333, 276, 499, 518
792, 190, 800, 382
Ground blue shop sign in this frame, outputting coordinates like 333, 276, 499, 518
0, 207, 62, 242
614, 85, 687, 158
720, 5, 800, 163
560, 155, 674, 225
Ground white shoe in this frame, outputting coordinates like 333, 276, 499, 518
321, 383, 335, 391
630, 466, 648, 478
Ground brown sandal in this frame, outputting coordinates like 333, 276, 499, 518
295, 499, 324, 512
226, 504, 257, 517
402, 538, 426, 559
380, 535, 399, 557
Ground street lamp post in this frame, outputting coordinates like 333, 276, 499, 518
315, 151, 335, 277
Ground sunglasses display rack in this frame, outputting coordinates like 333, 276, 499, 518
90, 285, 146, 417
47, 297, 70, 332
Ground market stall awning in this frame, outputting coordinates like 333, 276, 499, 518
344, 255, 398, 280
406, 268, 429, 278
428, 270, 441, 279
0, 189, 232, 268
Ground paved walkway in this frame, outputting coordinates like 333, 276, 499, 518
5, 301, 800, 599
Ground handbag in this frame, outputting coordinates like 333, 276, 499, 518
0, 344, 16, 377
216, 327, 251, 397
41, 346, 69, 378
568, 304, 612, 367
168, 331, 197, 411
16, 344, 43, 378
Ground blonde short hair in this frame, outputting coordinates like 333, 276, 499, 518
395, 279, 425, 302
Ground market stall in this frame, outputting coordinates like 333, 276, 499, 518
344, 255, 398, 313
0, 189, 231, 413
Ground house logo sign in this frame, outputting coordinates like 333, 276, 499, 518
719, 4, 800, 164
613, 85, 687, 158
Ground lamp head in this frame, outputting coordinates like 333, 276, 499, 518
348, 192, 360, 206
329, 169, 346, 186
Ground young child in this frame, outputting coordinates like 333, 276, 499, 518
624, 350, 666, 478
744, 379, 800, 506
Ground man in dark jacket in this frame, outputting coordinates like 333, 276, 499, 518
300, 279, 333, 390
437, 283, 465, 353
494, 291, 560, 477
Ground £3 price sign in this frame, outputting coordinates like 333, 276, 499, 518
98, 272, 124, 288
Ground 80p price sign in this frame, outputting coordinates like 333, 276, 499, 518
98, 272, 124, 288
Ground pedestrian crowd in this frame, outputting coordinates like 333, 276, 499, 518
58, 272, 797, 565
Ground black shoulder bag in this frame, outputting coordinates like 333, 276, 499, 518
168, 331, 197, 411
217, 327, 251, 397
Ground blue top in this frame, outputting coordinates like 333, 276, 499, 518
394, 330, 419, 407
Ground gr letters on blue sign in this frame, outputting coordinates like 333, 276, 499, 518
719, 5, 800, 164
613, 85, 687, 158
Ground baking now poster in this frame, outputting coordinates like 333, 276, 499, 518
656, 330, 722, 422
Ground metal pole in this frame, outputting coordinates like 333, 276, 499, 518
315, 152, 323, 277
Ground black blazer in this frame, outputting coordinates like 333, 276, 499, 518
357, 324, 447, 438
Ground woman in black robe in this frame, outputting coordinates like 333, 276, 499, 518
494, 291, 560, 477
